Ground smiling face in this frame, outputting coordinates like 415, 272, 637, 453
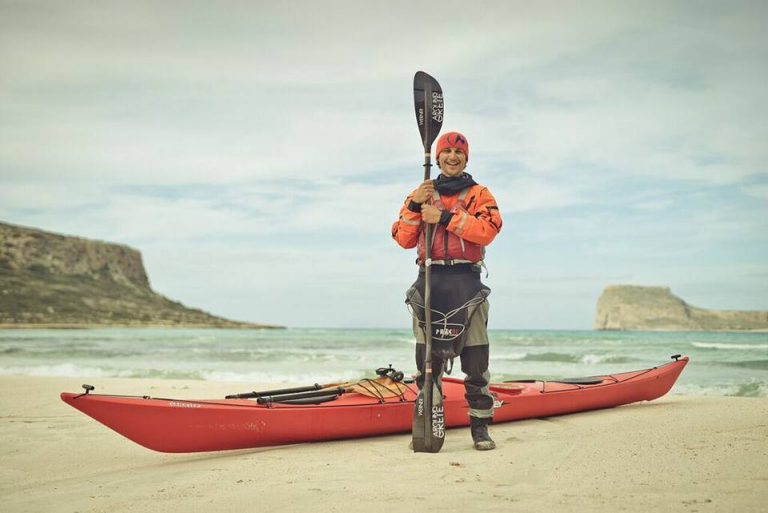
437, 147, 467, 177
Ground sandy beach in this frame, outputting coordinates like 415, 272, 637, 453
1, 375, 766, 513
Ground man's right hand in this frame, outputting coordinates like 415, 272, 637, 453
413, 179, 435, 204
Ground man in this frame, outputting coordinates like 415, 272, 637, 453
392, 131, 502, 450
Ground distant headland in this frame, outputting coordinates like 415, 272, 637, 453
594, 285, 768, 332
0, 221, 281, 329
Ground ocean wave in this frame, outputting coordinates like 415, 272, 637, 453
674, 381, 768, 398
727, 382, 768, 398
692, 342, 768, 351
501, 352, 639, 364
0, 363, 204, 380
578, 354, 639, 365
188, 348, 336, 362
1, 348, 149, 359
199, 369, 366, 385
525, 352, 581, 363
114, 368, 205, 380
0, 361, 399, 385
721, 360, 768, 371
492, 352, 528, 361
0, 363, 110, 378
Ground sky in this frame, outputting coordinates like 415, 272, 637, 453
1, 0, 766, 329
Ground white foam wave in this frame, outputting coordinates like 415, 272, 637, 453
0, 363, 114, 378
0, 363, 203, 380
199, 369, 365, 384
692, 342, 768, 351
580, 354, 619, 364
674, 382, 768, 398
492, 352, 528, 361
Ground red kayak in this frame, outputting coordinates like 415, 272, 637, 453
61, 356, 688, 453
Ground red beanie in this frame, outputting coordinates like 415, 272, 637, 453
435, 131, 469, 162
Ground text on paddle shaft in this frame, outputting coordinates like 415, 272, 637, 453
431, 92, 444, 123
417, 398, 445, 438
432, 406, 445, 438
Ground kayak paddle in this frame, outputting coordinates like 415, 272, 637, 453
411, 70, 445, 453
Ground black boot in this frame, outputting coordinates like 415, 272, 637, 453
469, 416, 496, 451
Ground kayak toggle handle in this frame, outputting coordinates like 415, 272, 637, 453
73, 384, 96, 399
670, 354, 681, 361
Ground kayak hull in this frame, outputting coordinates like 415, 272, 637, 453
61, 357, 688, 453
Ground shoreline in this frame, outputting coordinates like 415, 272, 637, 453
2, 375, 767, 512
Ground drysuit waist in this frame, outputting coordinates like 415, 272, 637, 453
418, 263, 482, 274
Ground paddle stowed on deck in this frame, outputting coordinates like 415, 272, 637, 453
223, 365, 411, 405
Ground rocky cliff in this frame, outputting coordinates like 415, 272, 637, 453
594, 285, 768, 331
0, 221, 278, 328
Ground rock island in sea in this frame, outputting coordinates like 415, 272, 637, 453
594, 285, 768, 332
0, 221, 280, 329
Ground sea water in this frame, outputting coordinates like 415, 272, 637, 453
0, 329, 766, 397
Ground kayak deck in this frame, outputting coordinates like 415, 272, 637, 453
61, 356, 688, 453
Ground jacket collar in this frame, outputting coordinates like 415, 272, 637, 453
434, 172, 477, 196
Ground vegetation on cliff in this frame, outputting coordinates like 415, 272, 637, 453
0, 221, 279, 328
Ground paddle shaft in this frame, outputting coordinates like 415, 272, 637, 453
422, 151, 435, 412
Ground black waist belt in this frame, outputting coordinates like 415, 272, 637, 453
418, 263, 481, 274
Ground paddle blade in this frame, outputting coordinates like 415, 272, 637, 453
413, 71, 444, 153
411, 375, 445, 453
